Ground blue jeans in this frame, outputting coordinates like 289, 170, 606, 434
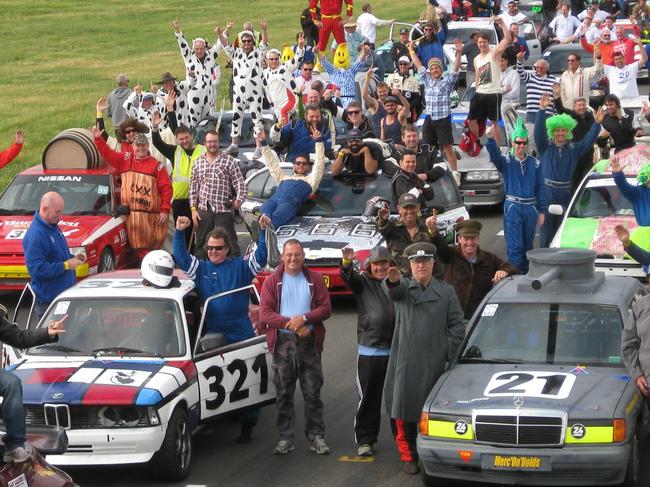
0, 370, 26, 450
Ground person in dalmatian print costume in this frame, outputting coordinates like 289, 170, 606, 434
172, 18, 227, 127
154, 71, 196, 131
220, 20, 269, 160
263, 33, 306, 126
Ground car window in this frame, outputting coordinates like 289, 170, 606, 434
0, 174, 112, 216
31, 298, 186, 357
447, 27, 496, 44
246, 171, 270, 199
461, 303, 624, 365
569, 185, 633, 218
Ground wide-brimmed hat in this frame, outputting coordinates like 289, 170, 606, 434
158, 72, 176, 84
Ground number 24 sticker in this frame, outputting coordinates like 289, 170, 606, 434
484, 371, 576, 399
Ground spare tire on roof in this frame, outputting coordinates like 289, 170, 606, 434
42, 128, 105, 169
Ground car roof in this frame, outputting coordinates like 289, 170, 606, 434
19, 164, 112, 176
448, 19, 495, 28
56, 269, 195, 300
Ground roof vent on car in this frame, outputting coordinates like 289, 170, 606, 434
519, 248, 604, 293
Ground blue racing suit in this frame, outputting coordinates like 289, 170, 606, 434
535, 111, 600, 247
487, 138, 547, 273
173, 229, 267, 344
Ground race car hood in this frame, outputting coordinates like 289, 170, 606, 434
0, 215, 113, 252
276, 216, 382, 261
11, 358, 196, 406
428, 364, 631, 420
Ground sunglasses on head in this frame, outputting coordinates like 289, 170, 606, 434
206, 245, 226, 251
514, 140, 528, 145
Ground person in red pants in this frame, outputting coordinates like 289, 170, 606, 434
310, 0, 354, 52
0, 130, 24, 169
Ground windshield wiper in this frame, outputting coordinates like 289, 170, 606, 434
460, 357, 523, 364
0, 208, 34, 215
92, 347, 161, 358
34, 344, 82, 353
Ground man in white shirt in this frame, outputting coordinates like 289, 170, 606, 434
502, 1, 528, 29
575, 13, 600, 44
578, 4, 609, 21
500, 54, 520, 115
603, 41, 648, 101
549, 4, 582, 43
356, 3, 394, 48
560, 50, 601, 108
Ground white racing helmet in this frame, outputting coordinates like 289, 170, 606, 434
141, 250, 175, 288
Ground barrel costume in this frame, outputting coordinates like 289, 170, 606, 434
310, 0, 353, 52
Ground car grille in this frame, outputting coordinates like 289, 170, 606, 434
474, 410, 565, 447
25, 405, 151, 429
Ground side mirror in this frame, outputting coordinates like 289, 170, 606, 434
548, 204, 564, 216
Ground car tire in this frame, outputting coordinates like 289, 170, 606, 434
98, 248, 115, 273
151, 407, 192, 481
622, 432, 639, 487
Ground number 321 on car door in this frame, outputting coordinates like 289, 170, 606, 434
195, 338, 276, 419
483, 371, 576, 399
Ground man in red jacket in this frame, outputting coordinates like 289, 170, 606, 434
0, 130, 24, 169
91, 127, 172, 257
581, 24, 639, 65
310, 0, 353, 52
259, 239, 332, 456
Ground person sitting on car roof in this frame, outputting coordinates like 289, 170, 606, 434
0, 130, 24, 169
332, 129, 378, 176
258, 132, 326, 229
486, 118, 547, 272
376, 192, 438, 276
270, 103, 333, 160
339, 100, 376, 139
535, 93, 604, 248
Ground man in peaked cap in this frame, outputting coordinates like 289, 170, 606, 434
431, 219, 518, 320
383, 240, 464, 475
340, 245, 395, 457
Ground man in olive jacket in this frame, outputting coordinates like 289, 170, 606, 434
383, 241, 465, 475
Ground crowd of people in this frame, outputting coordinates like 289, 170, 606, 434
5, 0, 650, 476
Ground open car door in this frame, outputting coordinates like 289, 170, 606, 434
193, 285, 276, 422
3, 283, 38, 367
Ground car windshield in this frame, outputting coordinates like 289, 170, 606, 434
569, 184, 633, 217
0, 174, 112, 215
30, 298, 185, 357
447, 27, 496, 44
543, 48, 594, 74
460, 303, 624, 366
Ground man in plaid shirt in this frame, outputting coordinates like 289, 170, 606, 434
190, 129, 246, 257
409, 39, 462, 173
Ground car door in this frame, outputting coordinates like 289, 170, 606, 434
522, 21, 542, 66
193, 285, 276, 422
3, 284, 38, 366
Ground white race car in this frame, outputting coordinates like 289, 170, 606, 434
6, 270, 275, 480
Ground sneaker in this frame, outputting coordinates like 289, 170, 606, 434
224, 143, 239, 156
310, 435, 331, 455
402, 461, 420, 475
252, 148, 263, 160
273, 439, 295, 455
3, 447, 29, 463
357, 443, 374, 456
238, 423, 254, 444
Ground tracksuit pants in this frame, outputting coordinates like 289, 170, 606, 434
503, 198, 538, 273
390, 418, 418, 463
260, 180, 312, 229
354, 354, 389, 446
317, 15, 346, 52
541, 185, 571, 248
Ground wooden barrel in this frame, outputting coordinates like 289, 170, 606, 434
42, 128, 105, 169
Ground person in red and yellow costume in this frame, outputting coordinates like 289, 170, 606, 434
91, 126, 172, 258
310, 0, 353, 52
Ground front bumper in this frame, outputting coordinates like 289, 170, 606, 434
47, 426, 165, 466
417, 436, 629, 485
460, 181, 505, 206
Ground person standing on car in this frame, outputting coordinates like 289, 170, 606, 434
535, 93, 604, 247
189, 129, 246, 258
376, 193, 438, 275
383, 241, 465, 475
0, 304, 67, 463
317, 44, 370, 108
0, 130, 24, 169
356, 3, 393, 49
431, 219, 518, 319
340, 246, 395, 457
603, 45, 648, 103
599, 94, 642, 155
486, 119, 546, 272
517, 53, 558, 123
416, 21, 448, 70
259, 239, 332, 456
173, 215, 269, 443
409, 38, 462, 174
23, 192, 86, 318
263, 37, 305, 125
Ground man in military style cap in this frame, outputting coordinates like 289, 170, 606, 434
431, 219, 518, 321
382, 241, 465, 475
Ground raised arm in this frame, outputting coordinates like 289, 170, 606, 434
307, 142, 326, 191
494, 17, 512, 55
361, 73, 378, 112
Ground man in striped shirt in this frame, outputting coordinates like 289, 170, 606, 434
517, 51, 558, 122
318, 44, 370, 108
190, 129, 246, 258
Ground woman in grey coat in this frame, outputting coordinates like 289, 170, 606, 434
383, 241, 465, 475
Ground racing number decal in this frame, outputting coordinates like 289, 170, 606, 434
252, 353, 268, 394
227, 359, 250, 402
483, 371, 576, 399
202, 366, 226, 410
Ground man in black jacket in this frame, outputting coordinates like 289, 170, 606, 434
340, 246, 395, 457
600, 94, 642, 155
0, 304, 66, 463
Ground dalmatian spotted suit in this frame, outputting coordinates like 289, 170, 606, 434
175, 31, 223, 126
224, 32, 268, 140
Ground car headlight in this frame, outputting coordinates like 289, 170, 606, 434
465, 170, 500, 182
97, 406, 145, 427
69, 246, 87, 259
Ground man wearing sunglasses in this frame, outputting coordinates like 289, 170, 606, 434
332, 128, 378, 175
486, 118, 546, 272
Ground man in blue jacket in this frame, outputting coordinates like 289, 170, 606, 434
173, 214, 270, 443
416, 21, 447, 69
22, 192, 85, 318
535, 93, 604, 247
486, 118, 547, 272
269, 103, 333, 160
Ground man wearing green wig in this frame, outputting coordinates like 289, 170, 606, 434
486, 117, 547, 272
536, 93, 604, 247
